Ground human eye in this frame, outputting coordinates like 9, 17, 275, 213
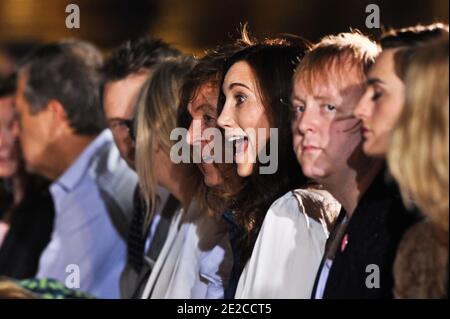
234, 93, 246, 106
292, 104, 305, 114
203, 113, 216, 126
291, 98, 306, 114
324, 104, 336, 112
371, 87, 383, 101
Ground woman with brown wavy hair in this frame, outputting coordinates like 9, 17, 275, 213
214, 32, 340, 298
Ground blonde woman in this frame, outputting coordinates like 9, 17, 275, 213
135, 56, 232, 299
388, 35, 449, 298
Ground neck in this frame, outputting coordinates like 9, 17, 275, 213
44, 134, 96, 181
321, 157, 383, 218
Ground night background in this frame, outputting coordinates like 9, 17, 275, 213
0, 0, 448, 77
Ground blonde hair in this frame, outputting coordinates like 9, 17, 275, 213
388, 35, 449, 232
135, 56, 196, 228
294, 31, 379, 92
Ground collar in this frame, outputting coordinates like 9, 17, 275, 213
51, 129, 113, 193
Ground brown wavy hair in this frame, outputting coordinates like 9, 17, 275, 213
177, 42, 252, 217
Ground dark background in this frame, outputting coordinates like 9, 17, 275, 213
0, 0, 448, 76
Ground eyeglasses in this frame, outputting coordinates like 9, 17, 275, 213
108, 118, 136, 142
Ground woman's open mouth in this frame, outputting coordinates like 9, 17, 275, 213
227, 135, 249, 162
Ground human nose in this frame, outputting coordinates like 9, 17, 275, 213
217, 100, 236, 130
354, 89, 372, 121
297, 105, 319, 136
186, 118, 203, 146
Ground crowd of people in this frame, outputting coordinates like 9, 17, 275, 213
0, 22, 448, 299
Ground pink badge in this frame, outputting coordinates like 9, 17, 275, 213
341, 234, 349, 252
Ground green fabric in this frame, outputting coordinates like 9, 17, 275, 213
18, 278, 95, 299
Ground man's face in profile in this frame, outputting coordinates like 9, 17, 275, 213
186, 81, 223, 187
103, 72, 149, 169
14, 74, 54, 177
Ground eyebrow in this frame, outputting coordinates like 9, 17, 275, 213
292, 94, 338, 103
196, 103, 216, 114
313, 95, 331, 101
228, 82, 251, 91
291, 95, 305, 103
366, 78, 385, 86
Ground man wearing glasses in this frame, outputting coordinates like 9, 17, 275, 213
102, 37, 180, 169
101, 37, 181, 298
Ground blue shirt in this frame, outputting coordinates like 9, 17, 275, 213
37, 130, 130, 299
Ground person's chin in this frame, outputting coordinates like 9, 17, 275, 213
363, 141, 385, 158
204, 175, 222, 188
0, 164, 16, 178
237, 162, 254, 177
300, 159, 323, 180
202, 163, 223, 187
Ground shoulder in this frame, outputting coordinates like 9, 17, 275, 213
267, 190, 302, 217
92, 138, 137, 186
267, 189, 340, 232
92, 138, 137, 198
396, 220, 447, 260
182, 199, 229, 251
262, 191, 321, 237
87, 133, 138, 233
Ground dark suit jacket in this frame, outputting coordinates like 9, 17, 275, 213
311, 167, 420, 299
120, 186, 178, 299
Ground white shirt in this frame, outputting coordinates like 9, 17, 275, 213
235, 189, 340, 299
141, 199, 232, 299
37, 130, 133, 299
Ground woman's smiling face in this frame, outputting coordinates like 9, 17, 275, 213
217, 61, 271, 177
186, 81, 223, 187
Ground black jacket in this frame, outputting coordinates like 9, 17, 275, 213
312, 167, 420, 299
0, 177, 54, 279
120, 185, 179, 299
